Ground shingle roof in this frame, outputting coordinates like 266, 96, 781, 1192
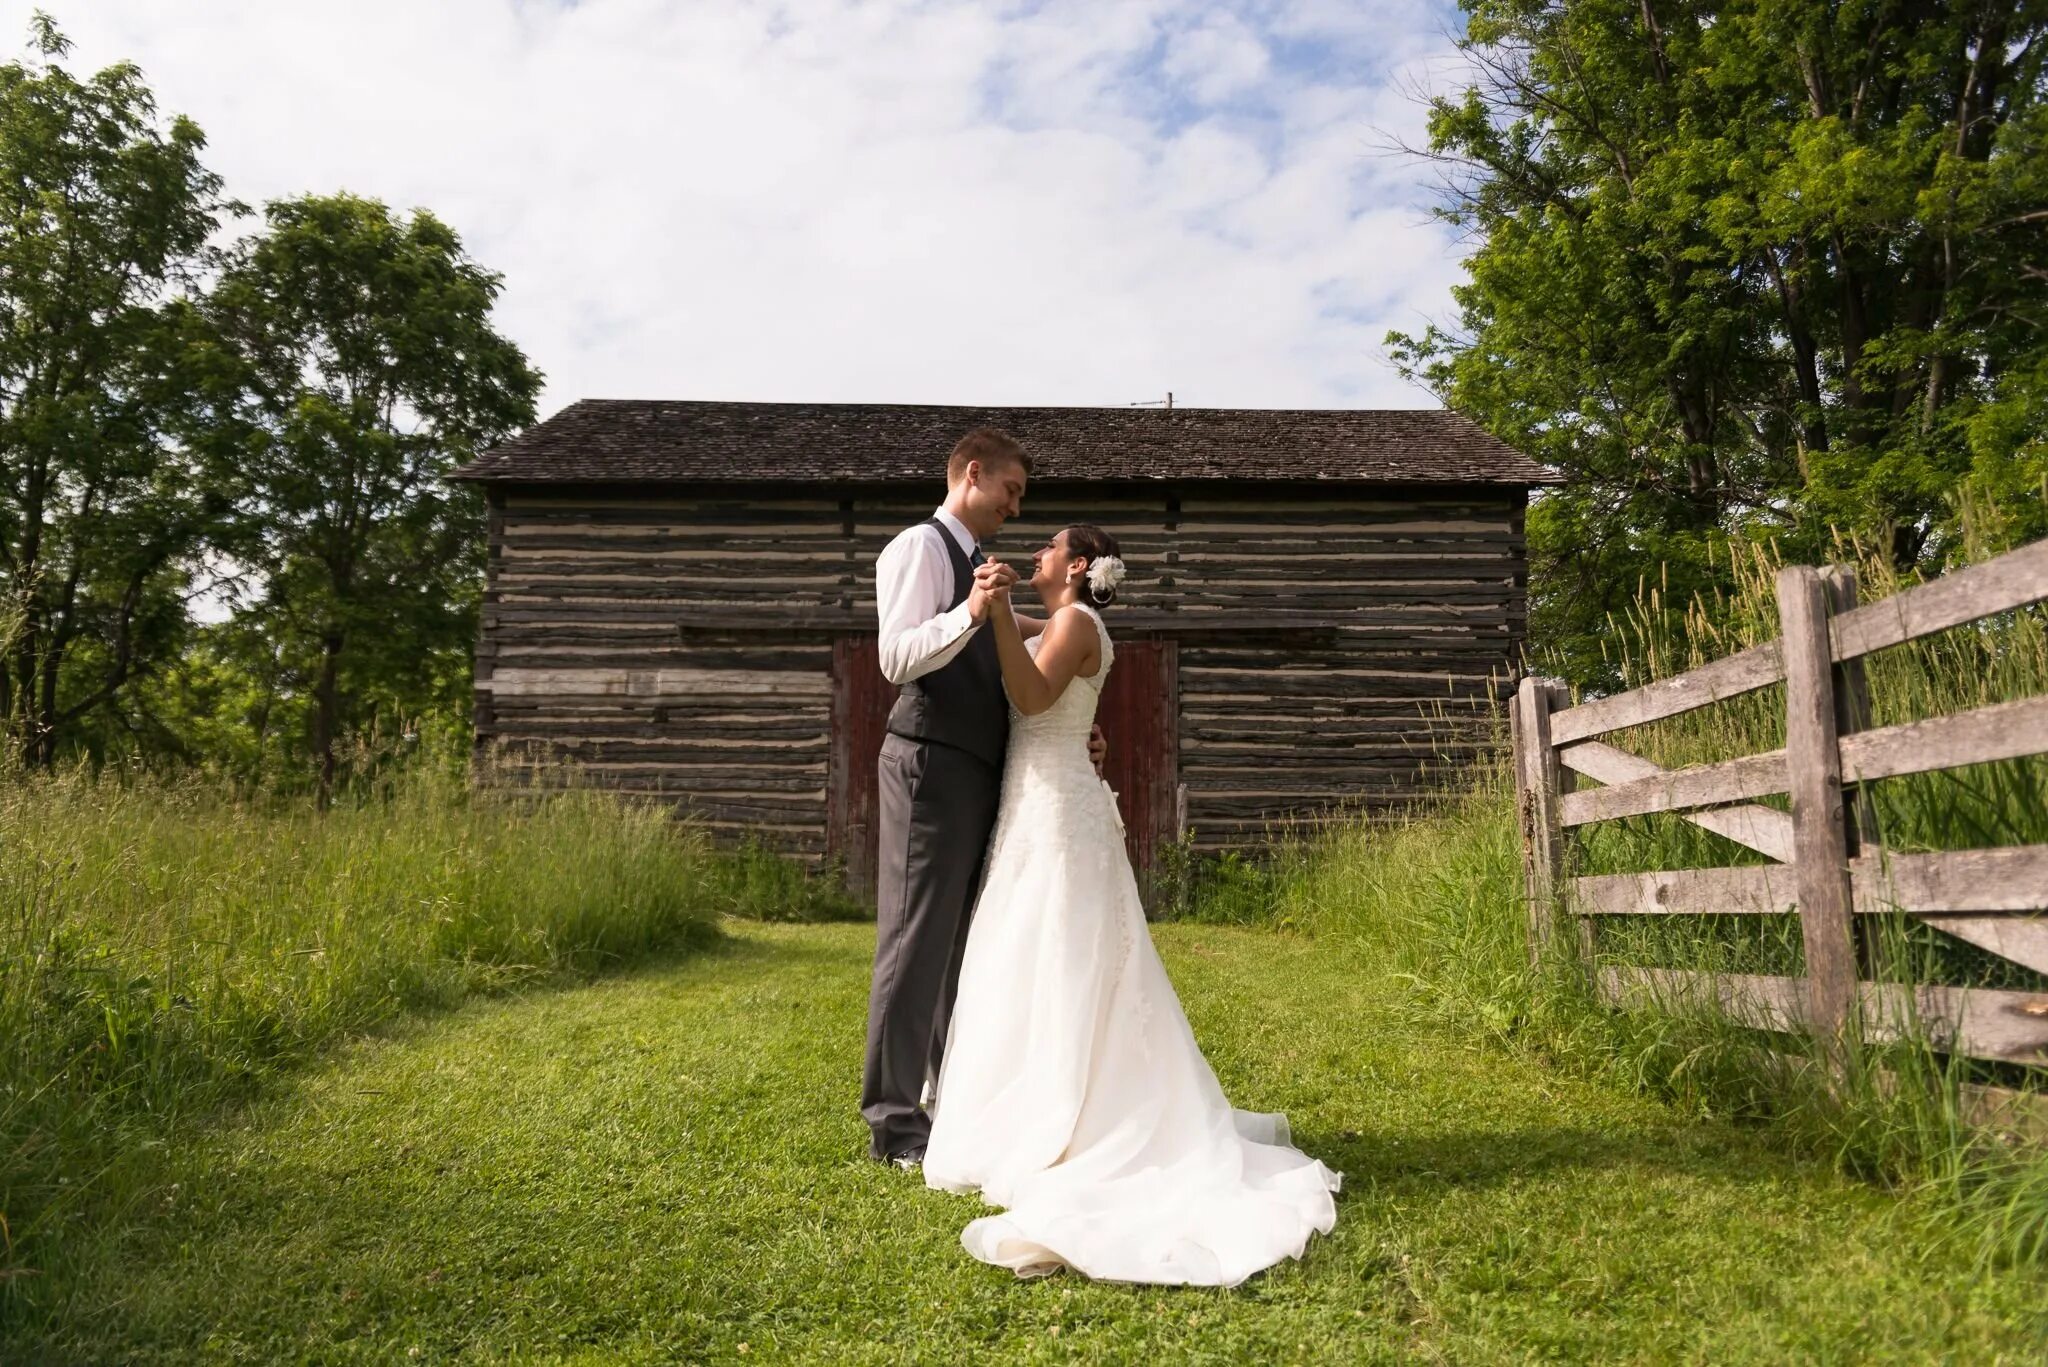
451, 399, 1556, 485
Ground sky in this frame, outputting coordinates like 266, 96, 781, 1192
32, 0, 1475, 420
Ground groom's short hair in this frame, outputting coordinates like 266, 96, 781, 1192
947, 427, 1032, 483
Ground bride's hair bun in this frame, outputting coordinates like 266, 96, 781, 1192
1065, 525, 1125, 608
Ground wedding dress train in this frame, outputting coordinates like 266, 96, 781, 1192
922, 604, 1340, 1286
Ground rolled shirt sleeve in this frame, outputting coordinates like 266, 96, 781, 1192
876, 524, 980, 685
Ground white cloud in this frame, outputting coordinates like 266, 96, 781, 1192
1160, 11, 1270, 104
32, 0, 1471, 415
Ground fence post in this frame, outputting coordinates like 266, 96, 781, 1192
1822, 566, 1877, 856
1778, 566, 1859, 1069
1512, 675, 1566, 966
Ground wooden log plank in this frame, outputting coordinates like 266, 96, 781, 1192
499, 741, 830, 764
1574, 858, 2048, 976
1153, 586, 1521, 605
1865, 981, 2048, 1063
492, 764, 824, 786
486, 786, 825, 815
487, 699, 828, 720
494, 650, 834, 671
1182, 723, 1494, 743
491, 720, 829, 739
1555, 739, 1795, 861
480, 668, 831, 699
1159, 567, 1522, 586
1838, 694, 2048, 783
1597, 963, 1808, 1032
504, 529, 856, 548
496, 589, 854, 606
495, 573, 852, 593
1780, 564, 1859, 1057
1597, 965, 2048, 1064
1916, 917, 2048, 976
501, 547, 863, 565
1181, 740, 1490, 759
1183, 792, 1438, 816
1513, 677, 1567, 964
1173, 515, 1517, 533
1851, 845, 2048, 913
1558, 749, 1789, 827
1575, 841, 2048, 912
1548, 641, 1784, 745
1177, 775, 1452, 795
1574, 864, 1799, 917
1829, 537, 2048, 661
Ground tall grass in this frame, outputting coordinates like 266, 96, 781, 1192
0, 762, 749, 1315
1245, 517, 2048, 1264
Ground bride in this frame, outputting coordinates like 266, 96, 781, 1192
921, 525, 1341, 1287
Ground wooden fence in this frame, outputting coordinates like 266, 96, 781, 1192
1511, 538, 2048, 1084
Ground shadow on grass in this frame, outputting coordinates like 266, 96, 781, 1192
1304, 1121, 1784, 1201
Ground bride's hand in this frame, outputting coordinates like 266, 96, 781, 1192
968, 557, 1018, 622
974, 558, 1019, 620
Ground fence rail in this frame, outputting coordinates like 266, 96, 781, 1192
1512, 538, 2048, 1083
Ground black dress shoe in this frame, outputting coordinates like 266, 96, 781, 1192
889, 1147, 926, 1171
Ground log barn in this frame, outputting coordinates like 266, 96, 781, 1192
451, 400, 1552, 895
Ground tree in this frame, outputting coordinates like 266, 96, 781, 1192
208, 193, 541, 801
1390, 0, 2048, 689
0, 17, 237, 763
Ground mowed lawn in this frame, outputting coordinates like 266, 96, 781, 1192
24, 921, 2048, 1364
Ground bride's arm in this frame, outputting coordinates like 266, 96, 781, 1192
1011, 612, 1049, 641
989, 599, 1097, 716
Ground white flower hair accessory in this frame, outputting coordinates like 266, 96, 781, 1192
1085, 555, 1127, 596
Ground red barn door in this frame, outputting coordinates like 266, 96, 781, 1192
1094, 639, 1179, 889
828, 635, 893, 899
828, 634, 1179, 903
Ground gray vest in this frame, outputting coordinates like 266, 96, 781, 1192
886, 518, 1009, 769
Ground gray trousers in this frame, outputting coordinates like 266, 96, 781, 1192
860, 732, 1001, 1160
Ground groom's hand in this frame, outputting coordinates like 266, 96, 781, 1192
968, 558, 1018, 622
1088, 724, 1108, 776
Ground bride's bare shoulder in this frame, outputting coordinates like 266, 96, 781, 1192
1048, 604, 1106, 674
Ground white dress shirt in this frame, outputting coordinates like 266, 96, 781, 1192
876, 506, 982, 686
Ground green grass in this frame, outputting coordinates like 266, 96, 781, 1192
13, 919, 2046, 1363
0, 765, 858, 1328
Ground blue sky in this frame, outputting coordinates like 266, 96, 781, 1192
35, 0, 1475, 417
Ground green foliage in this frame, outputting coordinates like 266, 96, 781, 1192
701, 837, 871, 923
1151, 836, 1299, 924
0, 21, 238, 763
202, 193, 541, 798
1391, 0, 2048, 690
0, 23, 542, 786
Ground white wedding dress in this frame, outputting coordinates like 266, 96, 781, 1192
922, 604, 1341, 1286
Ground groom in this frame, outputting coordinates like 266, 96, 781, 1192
860, 426, 1103, 1167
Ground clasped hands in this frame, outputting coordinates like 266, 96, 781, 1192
969, 554, 1108, 776
966, 555, 1019, 622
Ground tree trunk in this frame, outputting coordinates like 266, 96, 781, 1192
313, 629, 344, 810
1783, 300, 1829, 457
1831, 231, 1877, 437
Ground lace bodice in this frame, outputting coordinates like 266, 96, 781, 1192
1010, 604, 1114, 746
985, 605, 1116, 860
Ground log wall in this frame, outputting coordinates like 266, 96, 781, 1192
474, 482, 1527, 856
